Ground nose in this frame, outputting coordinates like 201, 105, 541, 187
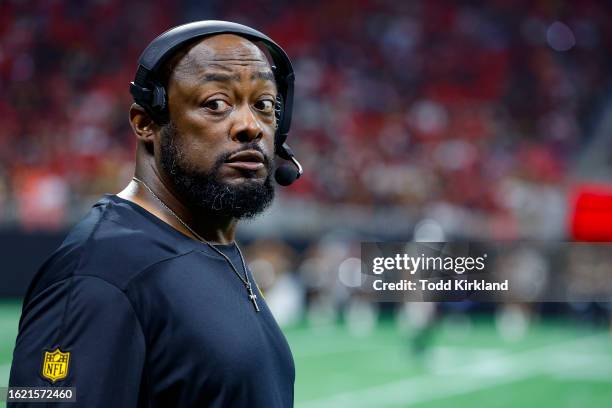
230, 103, 264, 143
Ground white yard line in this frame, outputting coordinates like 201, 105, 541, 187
297, 334, 609, 408
548, 353, 612, 382
293, 343, 389, 359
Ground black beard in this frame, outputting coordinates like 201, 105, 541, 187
159, 122, 275, 220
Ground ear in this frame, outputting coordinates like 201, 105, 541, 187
129, 103, 159, 145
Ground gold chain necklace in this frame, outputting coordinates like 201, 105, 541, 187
131, 177, 260, 312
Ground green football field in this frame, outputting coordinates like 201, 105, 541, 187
1, 300, 611, 407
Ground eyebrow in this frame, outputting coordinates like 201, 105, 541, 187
200, 71, 276, 84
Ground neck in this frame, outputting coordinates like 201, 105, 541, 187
118, 171, 238, 245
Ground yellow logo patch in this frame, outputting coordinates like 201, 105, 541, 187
41, 348, 70, 382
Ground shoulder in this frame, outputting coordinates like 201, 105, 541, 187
24, 195, 195, 304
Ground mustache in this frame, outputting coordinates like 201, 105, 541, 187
215, 143, 273, 170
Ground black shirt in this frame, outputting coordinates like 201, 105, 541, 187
9, 194, 295, 407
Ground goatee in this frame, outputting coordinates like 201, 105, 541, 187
159, 122, 275, 219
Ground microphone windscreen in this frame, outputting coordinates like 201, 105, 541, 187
274, 165, 299, 186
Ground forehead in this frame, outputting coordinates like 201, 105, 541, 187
170, 33, 273, 80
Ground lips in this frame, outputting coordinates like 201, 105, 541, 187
225, 150, 265, 171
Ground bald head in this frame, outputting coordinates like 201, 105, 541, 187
164, 34, 274, 89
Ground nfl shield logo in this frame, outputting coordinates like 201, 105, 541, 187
41, 348, 70, 382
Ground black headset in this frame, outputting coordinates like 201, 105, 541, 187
130, 20, 303, 186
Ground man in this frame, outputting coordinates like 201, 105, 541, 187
9, 21, 296, 407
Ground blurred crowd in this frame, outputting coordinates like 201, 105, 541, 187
0, 0, 611, 234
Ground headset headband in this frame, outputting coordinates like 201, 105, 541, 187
130, 20, 295, 155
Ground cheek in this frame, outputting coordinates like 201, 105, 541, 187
264, 134, 276, 158
182, 111, 228, 144
260, 122, 277, 150
178, 139, 222, 171
178, 115, 229, 165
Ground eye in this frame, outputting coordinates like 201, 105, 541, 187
202, 99, 231, 113
254, 99, 275, 114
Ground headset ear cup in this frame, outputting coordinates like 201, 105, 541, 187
148, 83, 169, 124
151, 85, 167, 112
129, 81, 169, 125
